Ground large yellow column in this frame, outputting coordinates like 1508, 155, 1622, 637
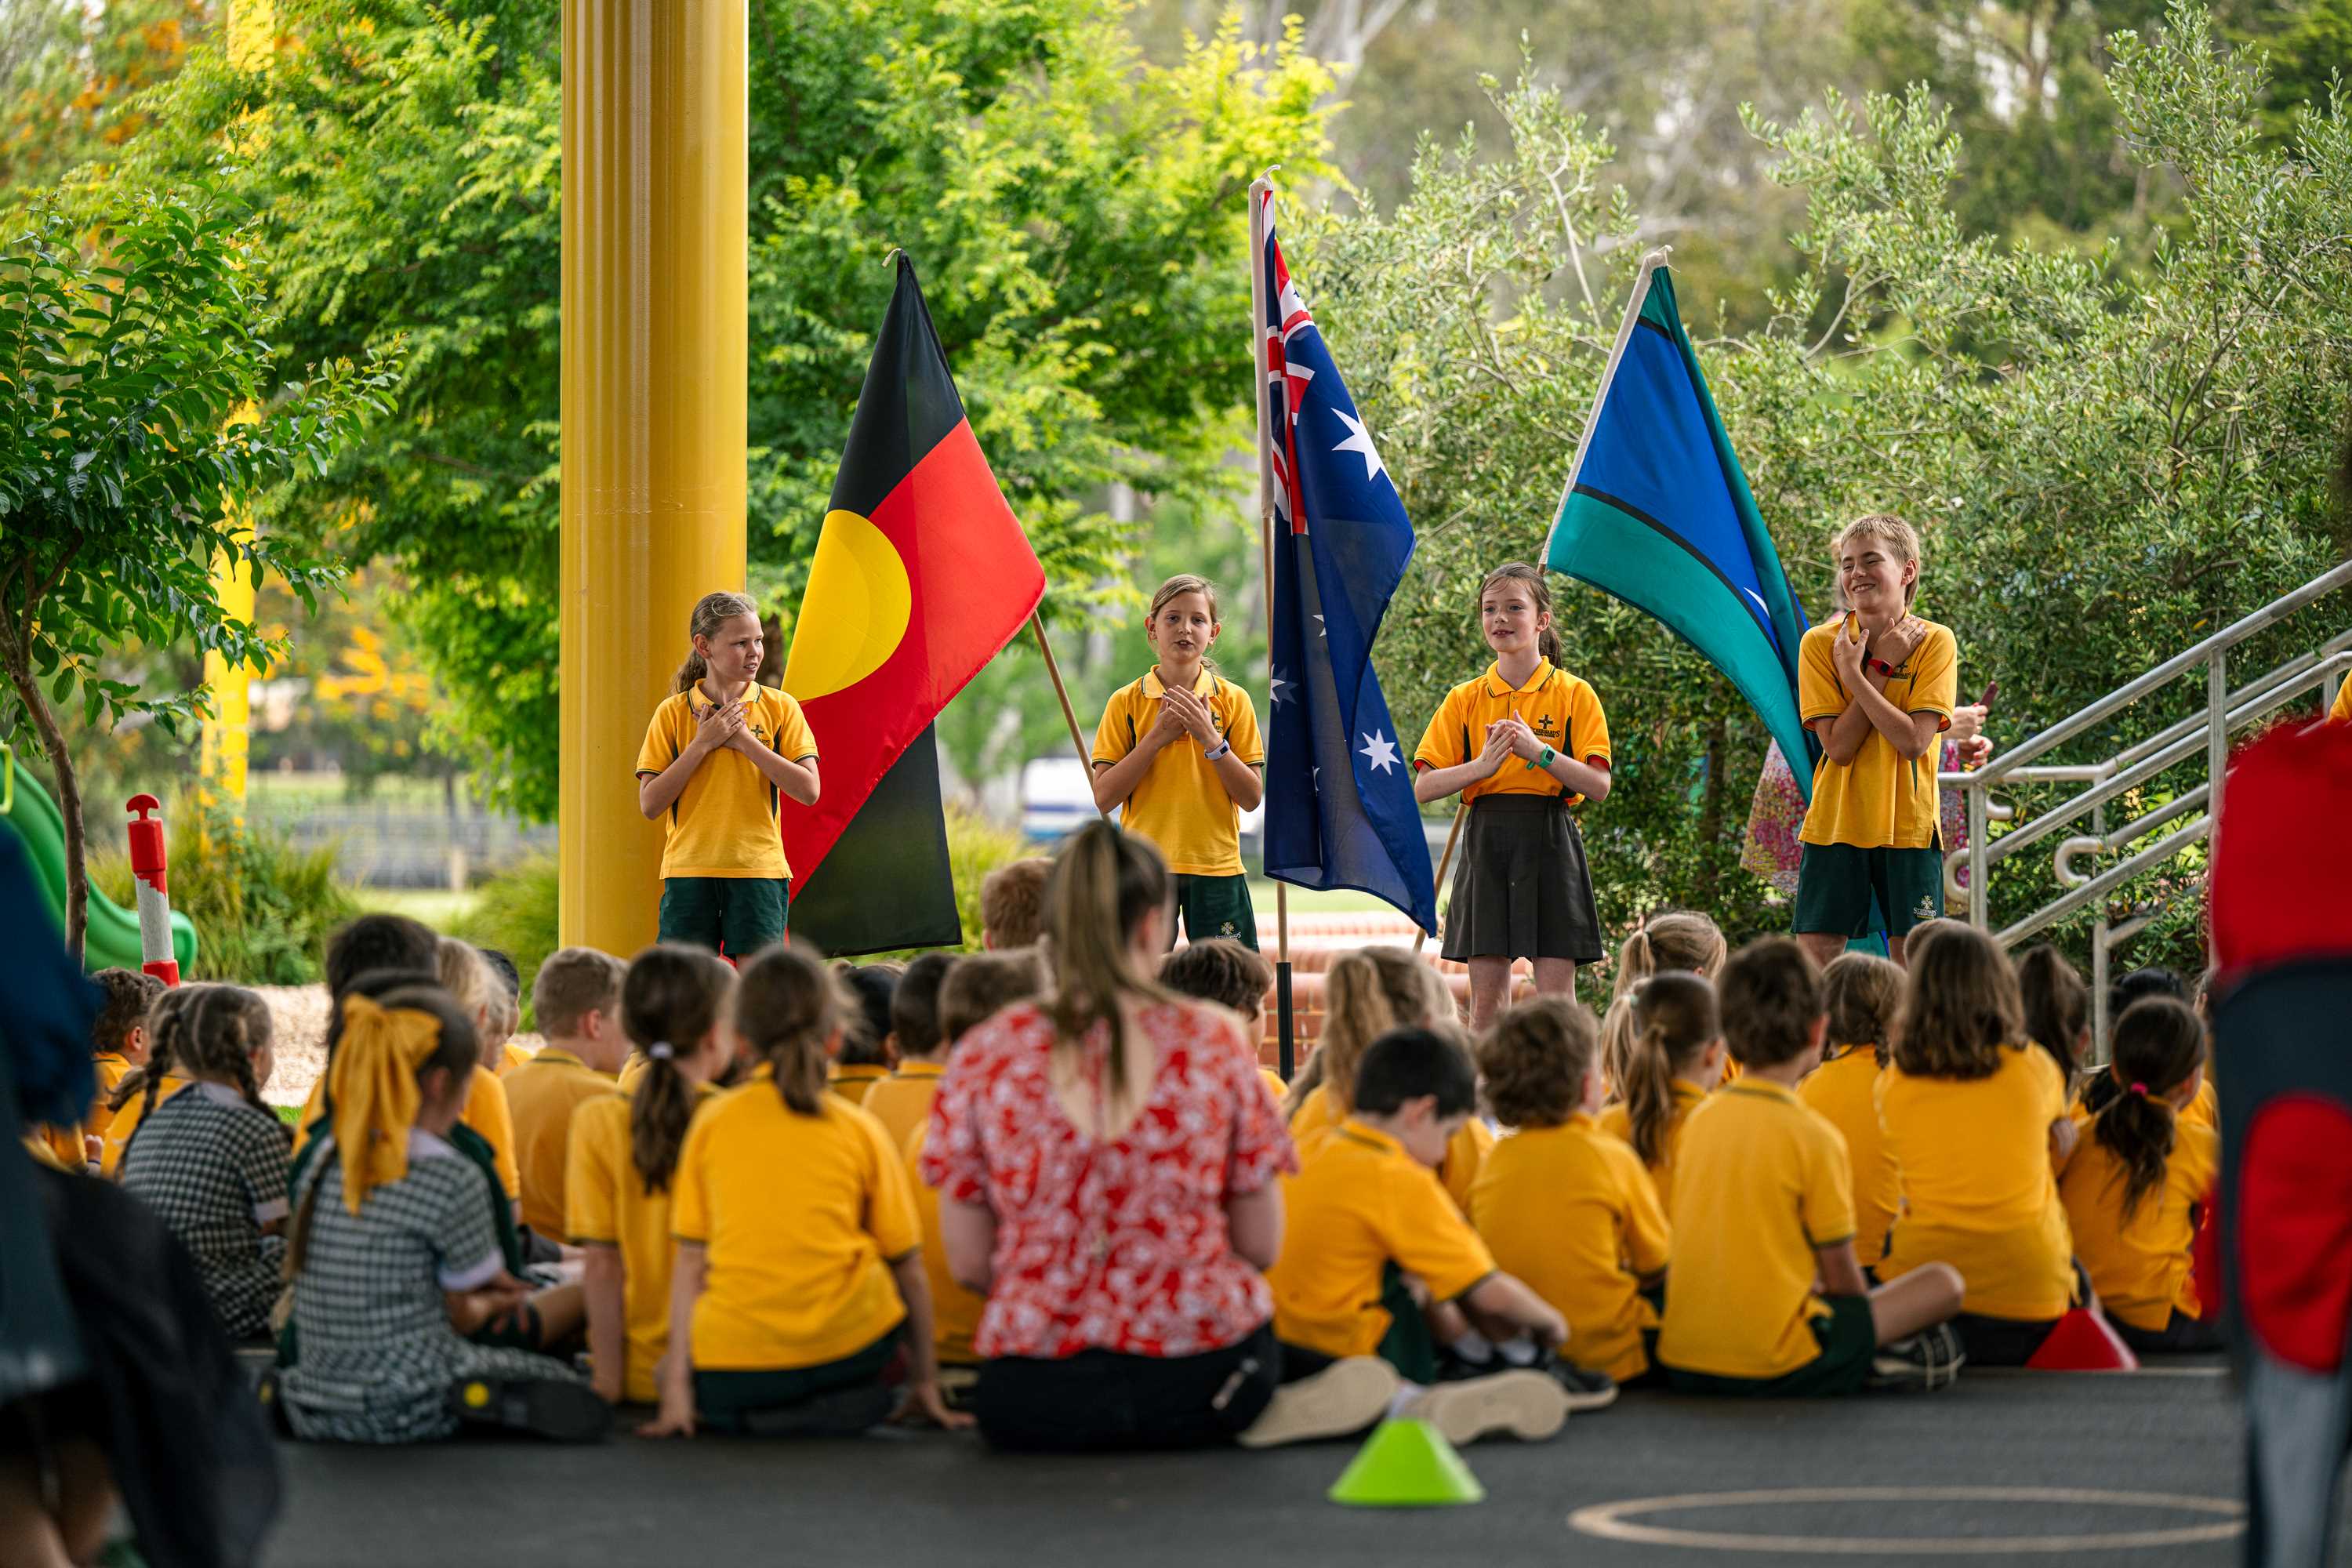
559, 0, 748, 953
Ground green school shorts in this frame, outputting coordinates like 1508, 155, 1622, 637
659, 877, 789, 958
1171, 873, 1259, 952
1663, 1294, 1876, 1397
1793, 844, 1944, 938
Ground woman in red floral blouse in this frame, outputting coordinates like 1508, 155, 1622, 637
924, 822, 1391, 1450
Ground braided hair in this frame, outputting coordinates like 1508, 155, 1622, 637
134, 984, 276, 1122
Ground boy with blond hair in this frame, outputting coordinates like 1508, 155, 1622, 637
1794, 514, 1958, 969
1658, 938, 1965, 1395
505, 946, 629, 1240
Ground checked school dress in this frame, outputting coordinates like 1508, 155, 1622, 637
117, 1082, 292, 1339
279, 1129, 586, 1444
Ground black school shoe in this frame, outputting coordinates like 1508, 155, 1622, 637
1869, 1323, 1966, 1392
1546, 1362, 1620, 1413
447, 1374, 613, 1442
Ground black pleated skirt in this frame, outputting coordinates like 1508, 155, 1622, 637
1440, 795, 1604, 964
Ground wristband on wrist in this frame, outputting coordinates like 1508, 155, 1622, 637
1203, 739, 1232, 761
1539, 746, 1556, 768
1867, 658, 1894, 677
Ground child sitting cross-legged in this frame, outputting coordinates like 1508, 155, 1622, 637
1595, 972, 1725, 1218
1161, 937, 1286, 1105
1659, 937, 1965, 1395
906, 950, 1044, 1396
45, 967, 159, 1168
861, 952, 958, 1151
278, 984, 608, 1443
826, 961, 903, 1107
1265, 1025, 1583, 1447
2057, 996, 2220, 1355
116, 984, 292, 1340
568, 944, 739, 1405
1795, 953, 1906, 1269
1470, 996, 1664, 1393
505, 946, 630, 1245
646, 943, 967, 1438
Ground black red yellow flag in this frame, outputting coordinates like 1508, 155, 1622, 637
781, 256, 1044, 954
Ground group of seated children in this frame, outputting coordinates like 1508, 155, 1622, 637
34, 836, 2217, 1450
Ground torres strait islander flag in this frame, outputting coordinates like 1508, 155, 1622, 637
781, 256, 1044, 955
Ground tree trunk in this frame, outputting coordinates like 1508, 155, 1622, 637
1693, 709, 1729, 911
5, 666, 85, 965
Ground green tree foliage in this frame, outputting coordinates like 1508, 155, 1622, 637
129, 0, 1333, 821
0, 0, 211, 196
1297, 2, 2347, 953
0, 184, 397, 960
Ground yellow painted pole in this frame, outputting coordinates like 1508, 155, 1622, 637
559, 0, 748, 953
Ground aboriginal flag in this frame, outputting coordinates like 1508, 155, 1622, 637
781, 256, 1044, 954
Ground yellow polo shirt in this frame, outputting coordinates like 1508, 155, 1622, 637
84, 1053, 134, 1143
634, 684, 818, 880
499, 1042, 535, 1076
1470, 1114, 1670, 1382
1657, 1080, 1856, 1381
2333, 672, 2351, 724
1267, 1119, 1497, 1359
1797, 1047, 1901, 1265
1290, 1083, 1492, 1215
2060, 1113, 2217, 1333
827, 1063, 889, 1108
1258, 1067, 1287, 1107
862, 1062, 946, 1154
291, 1067, 517, 1196
1798, 617, 1958, 848
1412, 659, 1611, 805
1091, 666, 1264, 877
505, 1047, 619, 1238
1595, 1078, 1710, 1220
1879, 1045, 2076, 1320
566, 1083, 717, 1403
906, 1123, 984, 1366
100, 1072, 194, 1177
671, 1073, 920, 1370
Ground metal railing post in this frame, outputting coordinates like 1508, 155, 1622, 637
2208, 649, 2227, 840
1967, 780, 1989, 930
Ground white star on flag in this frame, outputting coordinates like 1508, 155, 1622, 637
1333, 408, 1385, 483
1312, 614, 1325, 637
1359, 731, 1400, 774
1269, 670, 1290, 705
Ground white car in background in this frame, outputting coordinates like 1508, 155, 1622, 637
1018, 757, 1263, 858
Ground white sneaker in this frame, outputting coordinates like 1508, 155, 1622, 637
1238, 1357, 1400, 1448
1399, 1369, 1570, 1445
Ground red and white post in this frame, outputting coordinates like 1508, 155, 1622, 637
125, 794, 180, 987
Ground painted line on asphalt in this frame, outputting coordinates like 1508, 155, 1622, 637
1566, 1486, 2245, 1555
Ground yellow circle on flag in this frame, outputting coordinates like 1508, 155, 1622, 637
782, 509, 913, 701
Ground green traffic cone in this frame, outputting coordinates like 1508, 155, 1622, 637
1327, 1417, 1485, 1507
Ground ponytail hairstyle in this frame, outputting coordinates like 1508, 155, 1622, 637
1302, 946, 1455, 1117
1477, 562, 1563, 666
2016, 944, 2090, 1091
1145, 574, 1221, 673
735, 943, 844, 1116
1620, 972, 1719, 1167
1821, 952, 1905, 1068
622, 944, 739, 1194
2094, 996, 2205, 1221
289, 984, 475, 1274
125, 984, 275, 1123
1602, 910, 1727, 1095
674, 590, 760, 694
1893, 924, 2023, 1082
1044, 820, 1178, 1100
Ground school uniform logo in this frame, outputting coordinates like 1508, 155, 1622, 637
1913, 894, 1937, 923
1219, 920, 1239, 938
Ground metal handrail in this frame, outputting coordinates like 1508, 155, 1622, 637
1940, 558, 2351, 1047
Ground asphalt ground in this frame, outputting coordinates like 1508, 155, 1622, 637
261, 1359, 2318, 1567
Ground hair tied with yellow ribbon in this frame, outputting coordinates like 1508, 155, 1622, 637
328, 993, 446, 1214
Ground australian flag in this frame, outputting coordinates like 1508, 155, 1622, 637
1257, 187, 1438, 933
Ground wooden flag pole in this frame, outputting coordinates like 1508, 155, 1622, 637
1412, 801, 1467, 956
1248, 172, 1294, 1080
1029, 612, 1105, 817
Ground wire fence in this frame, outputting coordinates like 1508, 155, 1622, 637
249, 801, 556, 888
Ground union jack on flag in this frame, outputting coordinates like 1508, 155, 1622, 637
1258, 186, 1436, 931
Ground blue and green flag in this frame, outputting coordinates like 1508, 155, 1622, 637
1541, 255, 1817, 794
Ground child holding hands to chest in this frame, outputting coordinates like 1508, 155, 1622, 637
1091, 575, 1266, 950
637, 591, 820, 956
1414, 564, 1612, 1029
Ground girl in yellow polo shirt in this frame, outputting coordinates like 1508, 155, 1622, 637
1596, 972, 1723, 1219
1412, 562, 1612, 1029
1795, 953, 1904, 1267
2058, 996, 2220, 1355
568, 944, 737, 1405
1878, 925, 2082, 1366
1090, 574, 1266, 950
636, 590, 821, 958
644, 944, 965, 1438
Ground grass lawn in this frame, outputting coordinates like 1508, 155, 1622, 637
354, 886, 479, 930
1247, 880, 1394, 914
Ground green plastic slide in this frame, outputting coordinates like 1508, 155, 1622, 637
0, 751, 198, 975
